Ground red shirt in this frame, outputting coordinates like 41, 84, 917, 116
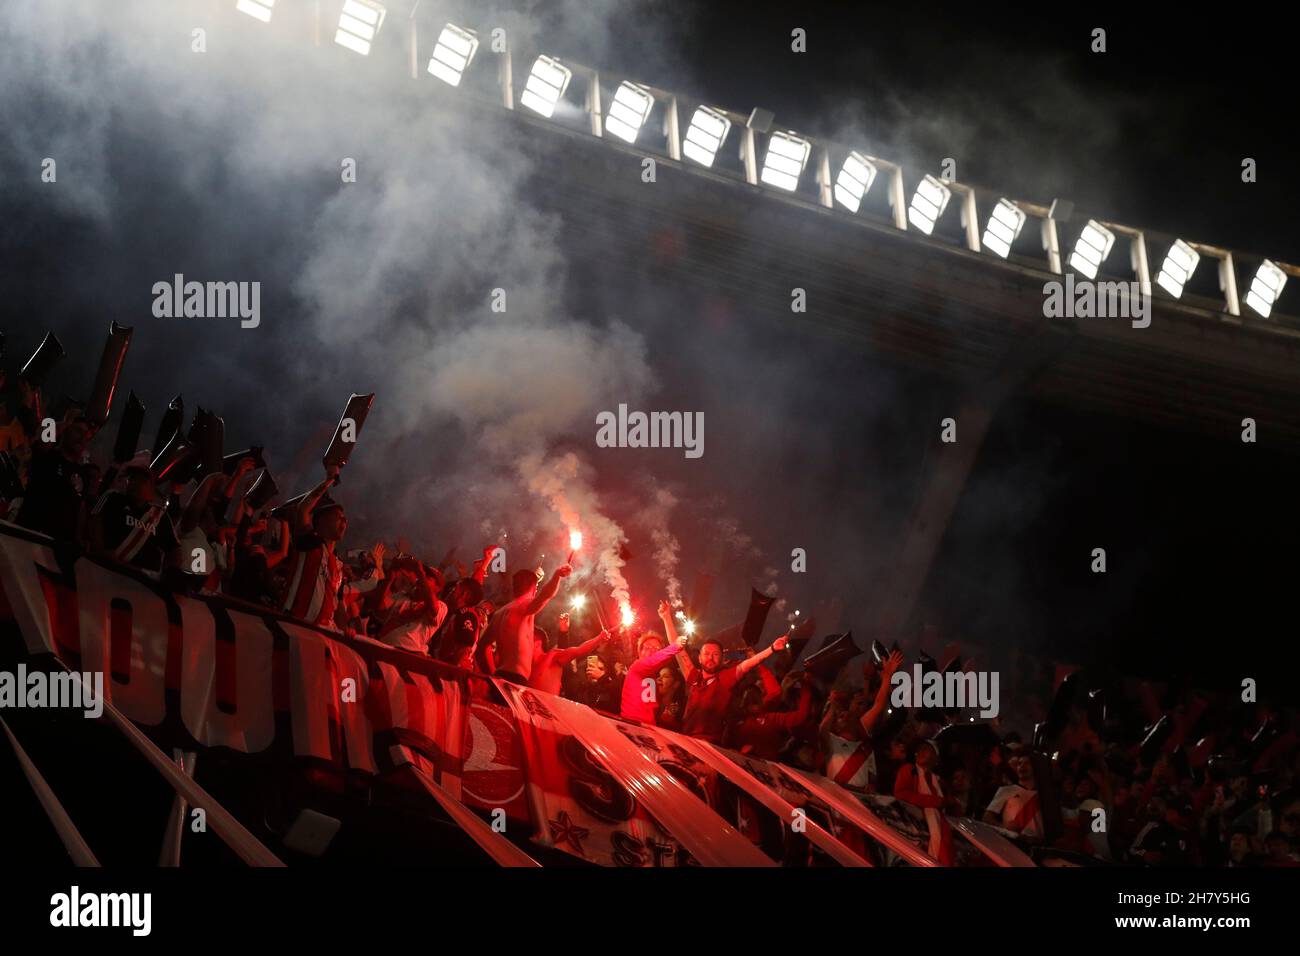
682, 666, 741, 742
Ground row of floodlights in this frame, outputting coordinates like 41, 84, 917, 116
237, 1, 1291, 319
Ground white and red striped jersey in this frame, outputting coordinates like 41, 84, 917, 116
824, 732, 876, 792
281, 533, 343, 628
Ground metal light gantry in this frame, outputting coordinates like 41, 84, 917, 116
234, 1, 1296, 325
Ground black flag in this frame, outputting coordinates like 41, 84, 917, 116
86, 322, 133, 425
322, 393, 375, 473
19, 331, 65, 386
245, 469, 280, 511
150, 429, 196, 483
153, 394, 185, 456
784, 615, 817, 661
223, 447, 265, 474
739, 587, 775, 648
802, 631, 861, 680
112, 391, 146, 464
188, 407, 225, 477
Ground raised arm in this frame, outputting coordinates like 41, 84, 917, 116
222, 456, 256, 501
659, 603, 695, 681
526, 562, 571, 616
553, 629, 611, 667
294, 465, 339, 536
471, 545, 497, 585
861, 650, 904, 738
736, 634, 790, 679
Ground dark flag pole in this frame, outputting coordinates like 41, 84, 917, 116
85, 322, 134, 426
322, 392, 375, 480
152, 394, 185, 456
112, 391, 147, 464
245, 470, 280, 511
19, 331, 65, 387
739, 587, 775, 647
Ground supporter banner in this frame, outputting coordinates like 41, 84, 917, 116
0, 524, 469, 789
724, 750, 939, 867
0, 524, 999, 867
612, 718, 870, 866
495, 680, 773, 867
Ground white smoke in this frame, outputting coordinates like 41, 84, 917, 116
637, 482, 682, 607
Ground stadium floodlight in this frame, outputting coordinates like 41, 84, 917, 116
1245, 260, 1287, 318
427, 23, 478, 87
605, 81, 655, 143
759, 131, 811, 191
520, 55, 573, 118
1068, 219, 1115, 279
1155, 239, 1200, 299
235, 0, 274, 22
683, 106, 730, 168
833, 151, 878, 212
982, 198, 1027, 259
907, 174, 951, 235
335, 0, 386, 56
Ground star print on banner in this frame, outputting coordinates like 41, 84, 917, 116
547, 810, 591, 856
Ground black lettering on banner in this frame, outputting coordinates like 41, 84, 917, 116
520, 689, 555, 720
611, 830, 648, 867
666, 742, 699, 766
615, 723, 662, 752
560, 735, 636, 822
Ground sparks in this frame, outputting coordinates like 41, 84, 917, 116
570, 594, 586, 610
569, 529, 583, 551
683, 619, 696, 636
620, 603, 635, 628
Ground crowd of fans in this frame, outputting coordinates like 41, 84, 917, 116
2, 364, 1298, 868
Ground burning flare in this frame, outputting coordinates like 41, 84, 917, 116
620, 603, 635, 628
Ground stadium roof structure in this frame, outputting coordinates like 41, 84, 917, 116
229, 3, 1300, 448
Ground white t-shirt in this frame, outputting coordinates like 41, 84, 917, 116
824, 733, 876, 791
177, 526, 225, 580
377, 596, 447, 654
986, 784, 1043, 837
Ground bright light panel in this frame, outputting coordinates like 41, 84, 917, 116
1245, 259, 1287, 318
428, 24, 478, 87
1155, 239, 1200, 299
335, 0, 385, 56
833, 151, 877, 212
605, 81, 655, 143
520, 55, 572, 118
236, 0, 274, 22
760, 131, 811, 191
982, 198, 1026, 259
907, 174, 951, 235
683, 106, 730, 168
1069, 220, 1115, 279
